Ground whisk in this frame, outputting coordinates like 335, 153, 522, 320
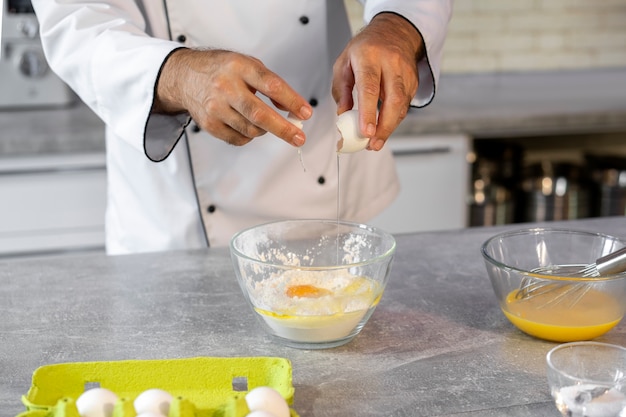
516, 246, 626, 306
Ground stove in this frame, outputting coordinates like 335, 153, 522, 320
0, 0, 74, 109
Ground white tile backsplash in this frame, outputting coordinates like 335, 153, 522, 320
344, 0, 626, 73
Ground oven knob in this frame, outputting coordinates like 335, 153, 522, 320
19, 20, 40, 39
19, 50, 49, 78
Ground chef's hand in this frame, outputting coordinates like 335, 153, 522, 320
153, 48, 312, 147
332, 13, 424, 151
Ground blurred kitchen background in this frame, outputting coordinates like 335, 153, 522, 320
1, 0, 626, 258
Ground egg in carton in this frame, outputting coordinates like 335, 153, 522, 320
17, 357, 298, 417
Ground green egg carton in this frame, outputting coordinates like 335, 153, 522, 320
16, 356, 298, 417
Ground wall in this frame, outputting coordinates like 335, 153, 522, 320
345, 0, 626, 73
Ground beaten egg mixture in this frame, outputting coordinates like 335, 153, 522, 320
503, 287, 623, 342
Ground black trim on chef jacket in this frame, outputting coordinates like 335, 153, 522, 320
184, 128, 211, 248
374, 11, 436, 109
162, 0, 211, 248
162, 0, 173, 39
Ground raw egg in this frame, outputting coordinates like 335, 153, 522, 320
246, 411, 279, 417
133, 388, 173, 416
75, 388, 118, 417
245, 386, 290, 417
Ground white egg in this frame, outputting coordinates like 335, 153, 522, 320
133, 388, 173, 416
136, 413, 167, 417
245, 386, 290, 417
336, 109, 370, 153
246, 411, 279, 417
75, 387, 118, 417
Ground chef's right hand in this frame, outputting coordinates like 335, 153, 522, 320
152, 48, 312, 147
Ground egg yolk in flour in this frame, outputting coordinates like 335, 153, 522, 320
251, 273, 382, 342
285, 284, 332, 298
502, 288, 623, 342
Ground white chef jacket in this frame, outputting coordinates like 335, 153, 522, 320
32, 0, 451, 255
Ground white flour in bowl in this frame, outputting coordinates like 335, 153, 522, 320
249, 269, 382, 343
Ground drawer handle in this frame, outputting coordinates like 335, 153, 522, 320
0, 166, 105, 176
392, 146, 452, 157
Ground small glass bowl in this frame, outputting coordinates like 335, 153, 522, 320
230, 219, 396, 349
546, 341, 626, 417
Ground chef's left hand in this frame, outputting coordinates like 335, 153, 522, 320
332, 12, 424, 151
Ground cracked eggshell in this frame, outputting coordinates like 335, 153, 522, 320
286, 113, 303, 130
336, 109, 370, 153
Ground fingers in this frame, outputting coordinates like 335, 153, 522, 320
331, 58, 355, 115
170, 49, 312, 147
331, 13, 422, 151
198, 93, 305, 147
352, 60, 381, 145
335, 50, 414, 151
332, 49, 379, 148
371, 64, 416, 150
351, 53, 417, 151
231, 61, 311, 146
199, 105, 264, 146
231, 87, 308, 147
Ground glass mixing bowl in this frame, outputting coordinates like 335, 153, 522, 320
230, 219, 396, 349
481, 228, 626, 342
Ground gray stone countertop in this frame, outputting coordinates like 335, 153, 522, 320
2, 217, 626, 417
1, 68, 625, 157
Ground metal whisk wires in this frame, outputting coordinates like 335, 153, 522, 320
516, 247, 626, 307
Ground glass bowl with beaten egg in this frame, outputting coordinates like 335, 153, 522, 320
481, 228, 626, 342
230, 219, 396, 349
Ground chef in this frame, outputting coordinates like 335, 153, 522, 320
31, 1, 451, 255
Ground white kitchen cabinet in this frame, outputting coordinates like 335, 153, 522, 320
369, 134, 471, 234
0, 153, 106, 258
0, 135, 471, 256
